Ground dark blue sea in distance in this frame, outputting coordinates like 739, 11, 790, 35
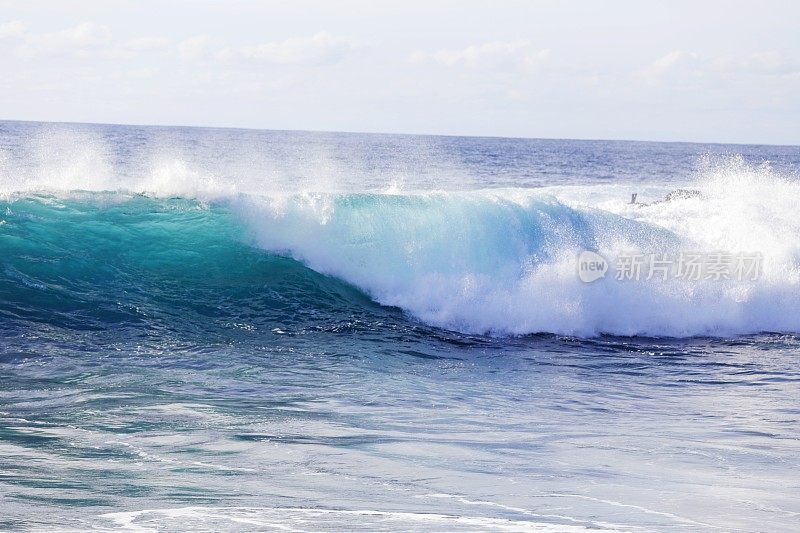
1, 120, 799, 531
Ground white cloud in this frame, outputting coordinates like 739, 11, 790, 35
650, 50, 698, 73
124, 67, 158, 79
15, 22, 112, 58
2, 22, 358, 67
0, 20, 26, 39
742, 51, 785, 71
714, 51, 797, 75
409, 40, 550, 70
234, 32, 360, 66
177, 35, 219, 60
1, 21, 168, 60
640, 50, 798, 85
638, 50, 700, 83
124, 36, 170, 52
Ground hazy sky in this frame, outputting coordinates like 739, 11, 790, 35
1, 0, 798, 144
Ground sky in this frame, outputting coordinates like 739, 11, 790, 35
0, 0, 798, 144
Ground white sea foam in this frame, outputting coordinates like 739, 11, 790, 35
99, 506, 610, 532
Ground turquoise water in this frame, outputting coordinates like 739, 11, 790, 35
1, 121, 799, 531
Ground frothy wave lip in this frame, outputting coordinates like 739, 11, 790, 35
99, 506, 614, 532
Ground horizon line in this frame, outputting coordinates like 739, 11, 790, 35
1, 117, 798, 149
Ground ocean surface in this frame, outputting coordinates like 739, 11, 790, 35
0, 120, 799, 531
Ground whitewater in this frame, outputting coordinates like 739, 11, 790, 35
1, 120, 799, 531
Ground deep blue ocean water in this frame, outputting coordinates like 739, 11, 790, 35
0, 120, 799, 531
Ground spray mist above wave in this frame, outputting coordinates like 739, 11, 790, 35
0, 127, 238, 201
0, 124, 469, 199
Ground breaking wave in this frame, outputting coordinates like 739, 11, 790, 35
2, 138, 800, 337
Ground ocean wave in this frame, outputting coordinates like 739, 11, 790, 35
2, 155, 799, 338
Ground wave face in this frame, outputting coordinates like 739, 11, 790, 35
0, 195, 388, 344
3, 157, 800, 338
